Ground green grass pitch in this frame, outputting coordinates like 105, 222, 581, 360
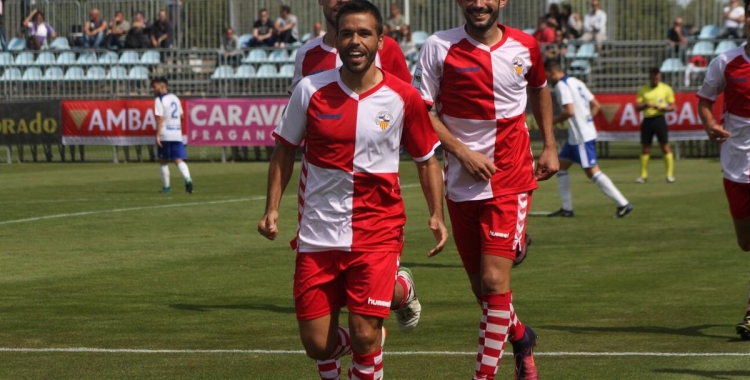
1, 158, 749, 379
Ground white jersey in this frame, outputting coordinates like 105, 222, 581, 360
554, 75, 597, 145
154, 93, 183, 142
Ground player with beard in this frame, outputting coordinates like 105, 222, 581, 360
413, 0, 558, 378
288, 0, 411, 93
259, 1, 448, 378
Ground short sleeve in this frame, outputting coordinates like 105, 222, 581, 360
412, 37, 442, 107
524, 41, 547, 88
274, 81, 310, 147
154, 98, 164, 117
697, 56, 727, 102
401, 88, 440, 162
557, 82, 574, 106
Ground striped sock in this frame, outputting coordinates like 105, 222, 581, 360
395, 273, 411, 309
316, 326, 352, 380
508, 302, 525, 342
348, 347, 383, 380
474, 292, 513, 380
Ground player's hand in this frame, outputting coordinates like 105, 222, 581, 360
156, 135, 162, 147
258, 211, 279, 240
535, 147, 559, 181
456, 147, 497, 182
426, 216, 448, 258
706, 123, 730, 144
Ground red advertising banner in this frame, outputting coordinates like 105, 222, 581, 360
186, 98, 287, 146
62, 99, 186, 146
593, 92, 723, 141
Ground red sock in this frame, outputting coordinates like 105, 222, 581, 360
508, 298, 526, 342
395, 274, 411, 309
315, 326, 352, 379
348, 347, 383, 380
474, 292, 513, 380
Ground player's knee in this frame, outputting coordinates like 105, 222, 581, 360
348, 325, 381, 354
300, 337, 333, 361
480, 272, 509, 294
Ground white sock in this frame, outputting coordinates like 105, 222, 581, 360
160, 165, 170, 188
592, 172, 628, 207
557, 171, 573, 211
177, 162, 191, 182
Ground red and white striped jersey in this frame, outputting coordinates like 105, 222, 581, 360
274, 69, 440, 253
697, 46, 750, 183
413, 24, 546, 202
288, 35, 412, 93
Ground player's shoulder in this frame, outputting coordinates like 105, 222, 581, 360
503, 25, 539, 49
297, 36, 328, 56
296, 69, 337, 95
717, 45, 747, 65
384, 71, 420, 99
424, 26, 465, 49
381, 35, 402, 51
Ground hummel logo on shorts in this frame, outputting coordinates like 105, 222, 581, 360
490, 231, 510, 238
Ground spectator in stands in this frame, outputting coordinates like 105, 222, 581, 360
561, 3, 582, 39
165, 0, 183, 48
544, 3, 564, 28
125, 11, 150, 49
386, 3, 407, 42
544, 28, 569, 62
83, 8, 108, 49
246, 8, 275, 47
218, 26, 242, 67
719, 0, 745, 39
150, 10, 172, 49
312, 21, 325, 39
667, 17, 688, 57
0, 0, 7, 52
22, 9, 56, 50
581, 0, 607, 50
274, 5, 298, 48
105, 11, 130, 51
533, 17, 557, 44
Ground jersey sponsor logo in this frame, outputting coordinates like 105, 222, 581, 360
455, 65, 481, 73
412, 68, 422, 90
730, 77, 748, 82
376, 111, 393, 131
316, 112, 342, 120
489, 230, 509, 238
367, 297, 391, 308
512, 56, 525, 76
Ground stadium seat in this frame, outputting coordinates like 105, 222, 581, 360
76, 52, 97, 65
64, 66, 85, 80
268, 49, 288, 62
278, 64, 294, 78
575, 43, 598, 59
34, 52, 56, 66
140, 50, 160, 65
49, 37, 70, 50
118, 50, 140, 65
714, 40, 737, 55
697, 25, 719, 40
211, 65, 234, 79
86, 66, 107, 80
234, 65, 256, 79
565, 44, 577, 58
568, 59, 591, 76
660, 57, 685, 73
0, 52, 14, 65
238, 34, 254, 47
56, 51, 77, 66
128, 66, 149, 80
412, 30, 429, 49
98, 51, 119, 65
0, 68, 22, 80
43, 67, 64, 80
302, 32, 313, 43
14, 52, 35, 66
522, 28, 535, 35
256, 64, 278, 78
107, 66, 129, 79
689, 41, 714, 57
22, 67, 43, 81
244, 49, 267, 63
8, 37, 26, 52
288, 48, 298, 62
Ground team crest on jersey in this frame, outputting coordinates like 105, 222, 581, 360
376, 111, 393, 131
512, 56, 525, 76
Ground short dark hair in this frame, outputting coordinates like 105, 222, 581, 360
649, 67, 661, 75
280, 5, 291, 13
259, 8, 267, 14
151, 77, 168, 86
335, 0, 384, 36
544, 59, 562, 72
35, 11, 45, 20
115, 10, 123, 16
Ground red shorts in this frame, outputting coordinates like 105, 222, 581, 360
724, 178, 750, 220
293, 250, 399, 321
447, 192, 532, 274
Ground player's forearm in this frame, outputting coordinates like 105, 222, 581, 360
529, 86, 556, 150
428, 113, 471, 161
264, 142, 296, 214
415, 155, 444, 221
698, 99, 716, 131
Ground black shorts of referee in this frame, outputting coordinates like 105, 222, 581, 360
640, 115, 668, 146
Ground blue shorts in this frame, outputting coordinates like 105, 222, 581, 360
158, 141, 187, 161
559, 140, 597, 169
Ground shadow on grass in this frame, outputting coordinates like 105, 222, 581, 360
653, 369, 750, 379
400, 261, 463, 269
170, 303, 295, 314
539, 324, 728, 339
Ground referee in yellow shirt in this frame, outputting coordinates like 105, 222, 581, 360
636, 68, 676, 183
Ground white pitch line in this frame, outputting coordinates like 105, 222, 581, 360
0, 197, 265, 226
0, 348, 749, 357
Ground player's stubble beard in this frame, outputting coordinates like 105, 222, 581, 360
340, 43, 377, 75
463, 5, 499, 33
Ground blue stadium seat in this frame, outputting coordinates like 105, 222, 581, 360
689, 41, 714, 57
238, 34, 254, 47
268, 49, 288, 62
76, 52, 98, 65
49, 37, 70, 50
35, 52, 57, 66
15, 52, 35, 66
288, 48, 298, 63
714, 40, 737, 55
64, 67, 85, 80
522, 28, 535, 35
697, 25, 719, 40
22, 67, 43, 81
86, 66, 107, 80
56, 52, 77, 66
0, 68, 22, 80
412, 31, 429, 49
140, 50, 160, 65
278, 64, 294, 78
565, 44, 577, 59
300, 32, 312, 43
118, 50, 141, 65
234, 65, 256, 79
8, 37, 26, 52
660, 58, 685, 73
43, 67, 64, 80
128, 66, 149, 80
0, 52, 14, 65
244, 49, 267, 63
99, 51, 119, 65
256, 64, 278, 78
575, 43, 598, 59
211, 65, 234, 79
568, 59, 591, 76
107, 66, 129, 79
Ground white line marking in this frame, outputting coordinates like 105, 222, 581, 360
0, 197, 265, 226
0, 348, 748, 357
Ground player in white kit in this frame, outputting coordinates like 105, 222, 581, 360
152, 77, 193, 194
